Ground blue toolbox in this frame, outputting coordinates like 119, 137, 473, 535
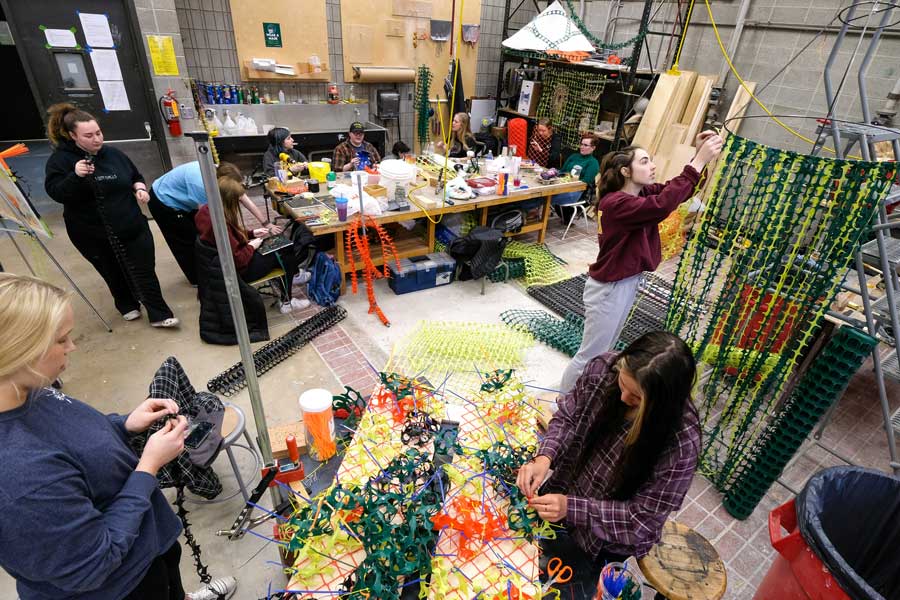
388, 252, 456, 294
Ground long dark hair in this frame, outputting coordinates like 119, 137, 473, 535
597, 145, 640, 200
577, 331, 698, 500
266, 127, 292, 153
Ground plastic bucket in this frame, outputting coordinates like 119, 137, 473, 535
379, 159, 417, 199
298, 388, 336, 461
753, 498, 850, 600
308, 161, 331, 183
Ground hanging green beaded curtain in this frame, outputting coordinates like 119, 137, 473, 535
535, 66, 607, 150
665, 131, 895, 490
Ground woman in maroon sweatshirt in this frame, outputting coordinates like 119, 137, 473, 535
195, 177, 310, 314
558, 131, 723, 393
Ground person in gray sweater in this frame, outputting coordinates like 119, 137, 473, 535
0, 273, 236, 600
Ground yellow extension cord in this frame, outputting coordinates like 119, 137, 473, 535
703, 0, 864, 158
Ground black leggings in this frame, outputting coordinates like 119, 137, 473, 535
540, 529, 630, 600
147, 189, 199, 285
66, 221, 174, 322
122, 541, 185, 600
241, 247, 298, 302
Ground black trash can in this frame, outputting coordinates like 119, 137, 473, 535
796, 466, 900, 600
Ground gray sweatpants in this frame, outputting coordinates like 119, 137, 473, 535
559, 273, 642, 394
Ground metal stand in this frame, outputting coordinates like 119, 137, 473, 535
185, 131, 282, 505
1, 223, 112, 332
813, 0, 900, 473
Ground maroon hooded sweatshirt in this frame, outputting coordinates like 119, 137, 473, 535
589, 164, 700, 283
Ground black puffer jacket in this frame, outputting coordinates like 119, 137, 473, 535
195, 239, 269, 345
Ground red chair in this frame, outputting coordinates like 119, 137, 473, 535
507, 118, 528, 157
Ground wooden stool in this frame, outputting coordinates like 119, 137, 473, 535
638, 521, 727, 600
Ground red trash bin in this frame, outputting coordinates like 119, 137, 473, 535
753, 498, 850, 600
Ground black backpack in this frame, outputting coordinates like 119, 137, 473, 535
448, 226, 509, 281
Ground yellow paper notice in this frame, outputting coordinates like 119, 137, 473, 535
147, 34, 179, 76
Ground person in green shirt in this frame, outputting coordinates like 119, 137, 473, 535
552, 133, 601, 209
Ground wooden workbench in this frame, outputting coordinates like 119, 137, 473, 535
275, 174, 585, 291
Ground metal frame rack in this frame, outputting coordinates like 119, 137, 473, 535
815, 0, 900, 473
491, 0, 688, 149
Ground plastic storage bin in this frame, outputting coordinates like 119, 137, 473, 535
388, 252, 456, 294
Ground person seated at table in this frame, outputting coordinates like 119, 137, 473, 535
435, 112, 483, 158
384, 140, 411, 161
262, 127, 309, 179
527, 118, 562, 168
195, 177, 310, 314
333, 121, 382, 172
149, 161, 281, 285
517, 331, 701, 599
551, 133, 601, 220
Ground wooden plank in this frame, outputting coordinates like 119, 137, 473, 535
682, 75, 716, 144
341, 0, 480, 101
662, 143, 696, 181
230, 0, 330, 81
656, 123, 688, 162
724, 82, 757, 134
633, 72, 681, 151
650, 71, 697, 155
269, 421, 307, 460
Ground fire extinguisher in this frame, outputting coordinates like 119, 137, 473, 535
159, 89, 182, 137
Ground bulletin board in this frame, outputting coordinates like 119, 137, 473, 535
338, 0, 481, 99
229, 0, 331, 80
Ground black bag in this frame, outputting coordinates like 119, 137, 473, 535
490, 209, 524, 234
448, 226, 508, 281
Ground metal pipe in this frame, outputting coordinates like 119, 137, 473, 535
858, 3, 896, 125
875, 76, 900, 124
579, 0, 585, 21
718, 0, 753, 88
823, 0, 859, 157
185, 131, 275, 473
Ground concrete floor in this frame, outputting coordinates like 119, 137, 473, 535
1, 180, 898, 598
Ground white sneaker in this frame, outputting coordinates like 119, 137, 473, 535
187, 576, 237, 600
280, 298, 310, 314
293, 270, 312, 285
150, 317, 180, 328
122, 309, 141, 321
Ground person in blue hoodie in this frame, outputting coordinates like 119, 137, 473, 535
0, 273, 236, 600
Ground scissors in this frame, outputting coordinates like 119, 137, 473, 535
542, 557, 573, 592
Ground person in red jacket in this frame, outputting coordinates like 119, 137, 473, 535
195, 177, 310, 314
558, 131, 723, 394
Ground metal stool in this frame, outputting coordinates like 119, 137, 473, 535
638, 520, 727, 600
189, 402, 262, 504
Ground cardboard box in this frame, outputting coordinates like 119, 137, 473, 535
388, 252, 456, 294
517, 81, 542, 116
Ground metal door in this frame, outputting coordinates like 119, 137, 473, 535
1, 0, 169, 180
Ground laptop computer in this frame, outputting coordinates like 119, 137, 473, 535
257, 234, 293, 255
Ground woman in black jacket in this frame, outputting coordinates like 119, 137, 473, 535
262, 127, 308, 178
43, 103, 178, 328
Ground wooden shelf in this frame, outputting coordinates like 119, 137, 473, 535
243, 61, 331, 81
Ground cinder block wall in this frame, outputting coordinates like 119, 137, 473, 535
133, 0, 538, 165
584, 0, 900, 152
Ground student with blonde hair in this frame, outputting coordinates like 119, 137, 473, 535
0, 273, 236, 599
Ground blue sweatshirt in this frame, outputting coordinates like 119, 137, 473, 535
0, 387, 182, 600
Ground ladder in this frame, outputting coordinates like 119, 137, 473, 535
814, 0, 900, 473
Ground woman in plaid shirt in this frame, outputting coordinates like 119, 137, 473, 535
517, 331, 701, 598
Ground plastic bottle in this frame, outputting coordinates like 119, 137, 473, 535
278, 89, 286, 104
486, 149, 494, 161
327, 82, 340, 104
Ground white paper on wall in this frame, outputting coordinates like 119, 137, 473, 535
98, 80, 130, 111
78, 12, 114, 48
